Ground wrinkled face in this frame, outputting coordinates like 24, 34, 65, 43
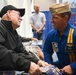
9, 10, 22, 30
50, 14, 66, 30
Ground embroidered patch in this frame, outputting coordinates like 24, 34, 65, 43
52, 42, 58, 52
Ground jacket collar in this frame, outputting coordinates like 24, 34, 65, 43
1, 20, 13, 31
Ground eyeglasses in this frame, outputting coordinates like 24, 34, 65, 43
11, 11, 21, 17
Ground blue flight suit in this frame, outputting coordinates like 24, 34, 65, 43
43, 23, 76, 75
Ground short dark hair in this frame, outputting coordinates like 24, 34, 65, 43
59, 11, 71, 20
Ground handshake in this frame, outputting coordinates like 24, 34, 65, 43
40, 65, 62, 75
20, 65, 62, 75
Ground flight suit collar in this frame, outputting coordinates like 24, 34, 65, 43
55, 23, 70, 37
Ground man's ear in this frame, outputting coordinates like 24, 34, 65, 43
7, 10, 11, 16
6, 10, 12, 20
64, 15, 68, 21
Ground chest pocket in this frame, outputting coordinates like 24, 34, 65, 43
66, 28, 76, 62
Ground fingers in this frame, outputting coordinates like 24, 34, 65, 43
29, 62, 42, 75
37, 60, 49, 67
42, 62, 49, 66
60, 69, 65, 74
34, 65, 42, 75
61, 65, 73, 75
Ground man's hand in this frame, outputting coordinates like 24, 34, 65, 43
29, 62, 42, 75
61, 65, 73, 74
31, 38, 38, 41
37, 60, 49, 67
36, 29, 42, 34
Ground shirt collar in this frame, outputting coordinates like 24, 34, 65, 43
55, 23, 70, 37
63, 23, 70, 36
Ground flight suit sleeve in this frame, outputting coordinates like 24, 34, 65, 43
70, 62, 76, 72
43, 33, 53, 64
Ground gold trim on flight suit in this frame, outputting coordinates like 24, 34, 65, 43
67, 28, 75, 62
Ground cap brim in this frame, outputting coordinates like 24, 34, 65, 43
16, 9, 25, 17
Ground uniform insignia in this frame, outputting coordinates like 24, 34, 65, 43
66, 28, 76, 62
65, 28, 74, 52
66, 43, 73, 47
52, 42, 58, 52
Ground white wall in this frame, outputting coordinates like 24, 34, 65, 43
0, 0, 33, 37
34, 0, 56, 11
0, 0, 8, 10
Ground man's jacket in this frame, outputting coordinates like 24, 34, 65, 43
0, 20, 39, 72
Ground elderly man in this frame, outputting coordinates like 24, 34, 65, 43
0, 5, 48, 75
43, 2, 76, 75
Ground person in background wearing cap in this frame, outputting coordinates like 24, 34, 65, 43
43, 2, 76, 75
0, 5, 49, 75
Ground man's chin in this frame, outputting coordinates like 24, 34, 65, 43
17, 25, 20, 27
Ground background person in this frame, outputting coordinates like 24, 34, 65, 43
30, 4, 46, 49
43, 2, 76, 75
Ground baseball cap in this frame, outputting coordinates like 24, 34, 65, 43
0, 5, 25, 17
49, 1, 70, 14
